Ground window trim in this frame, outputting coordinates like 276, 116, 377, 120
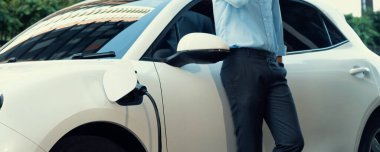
287, 40, 349, 55
320, 13, 333, 46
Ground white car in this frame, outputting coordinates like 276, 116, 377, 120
0, 0, 379, 152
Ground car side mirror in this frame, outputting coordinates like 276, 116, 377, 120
165, 33, 229, 67
103, 61, 137, 102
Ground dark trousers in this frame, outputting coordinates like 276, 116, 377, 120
220, 48, 304, 152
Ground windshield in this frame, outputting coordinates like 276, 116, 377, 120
0, 0, 169, 62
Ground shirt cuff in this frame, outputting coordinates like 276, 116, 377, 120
276, 46, 287, 56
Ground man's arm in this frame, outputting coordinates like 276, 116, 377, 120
272, 0, 286, 62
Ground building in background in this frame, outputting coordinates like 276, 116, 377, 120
363, 0, 374, 13
327, 0, 380, 16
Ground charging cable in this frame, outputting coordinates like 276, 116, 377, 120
134, 83, 162, 152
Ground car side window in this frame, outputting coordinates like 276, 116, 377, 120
323, 16, 346, 45
281, 1, 347, 53
143, 1, 215, 61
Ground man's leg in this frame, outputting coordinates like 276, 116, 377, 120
221, 51, 270, 152
265, 62, 304, 152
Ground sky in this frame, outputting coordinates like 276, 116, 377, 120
325, 0, 380, 16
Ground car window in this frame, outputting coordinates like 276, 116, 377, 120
281, 1, 347, 53
143, 0, 215, 60
0, 0, 169, 62
323, 16, 347, 45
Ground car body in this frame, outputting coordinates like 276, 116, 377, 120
0, 0, 379, 151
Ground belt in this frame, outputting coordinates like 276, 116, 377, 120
230, 48, 276, 58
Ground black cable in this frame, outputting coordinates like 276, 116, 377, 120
145, 92, 162, 152
134, 83, 162, 152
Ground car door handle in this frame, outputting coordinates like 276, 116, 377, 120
350, 67, 370, 75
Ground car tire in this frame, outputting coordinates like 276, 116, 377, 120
50, 135, 126, 152
359, 112, 380, 152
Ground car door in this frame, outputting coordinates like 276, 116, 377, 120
263, 1, 379, 151
140, 1, 236, 152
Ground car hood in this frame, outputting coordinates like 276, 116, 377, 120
0, 60, 117, 90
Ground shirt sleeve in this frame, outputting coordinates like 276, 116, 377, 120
222, 0, 249, 8
272, 0, 287, 56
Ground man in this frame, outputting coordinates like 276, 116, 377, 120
213, 0, 304, 151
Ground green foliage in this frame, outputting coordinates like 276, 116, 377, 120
345, 11, 380, 52
0, 0, 82, 44
367, 11, 380, 51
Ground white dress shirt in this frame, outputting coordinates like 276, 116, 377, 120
212, 0, 286, 56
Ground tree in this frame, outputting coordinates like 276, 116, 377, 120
367, 11, 380, 51
0, 0, 82, 45
345, 13, 380, 53
0, 0, 22, 42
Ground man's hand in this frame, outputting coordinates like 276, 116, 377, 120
277, 56, 283, 63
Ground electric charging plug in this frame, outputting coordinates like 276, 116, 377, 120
116, 83, 147, 106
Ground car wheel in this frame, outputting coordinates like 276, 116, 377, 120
359, 113, 380, 152
50, 135, 126, 152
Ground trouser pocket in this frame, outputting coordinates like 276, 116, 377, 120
268, 60, 287, 78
